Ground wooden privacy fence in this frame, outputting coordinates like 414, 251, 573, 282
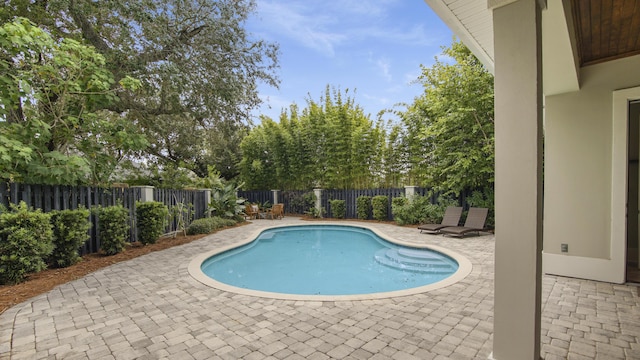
153, 188, 209, 235
0, 183, 210, 255
322, 188, 405, 219
237, 190, 273, 207
238, 187, 474, 220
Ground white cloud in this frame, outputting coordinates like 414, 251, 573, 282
338, 0, 400, 17
248, 0, 453, 121
375, 57, 392, 82
362, 93, 391, 106
251, 0, 443, 57
253, 1, 347, 57
355, 24, 441, 47
259, 93, 292, 110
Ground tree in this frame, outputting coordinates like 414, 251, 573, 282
0, 18, 146, 185
238, 86, 387, 190
402, 40, 494, 194
2, 0, 279, 180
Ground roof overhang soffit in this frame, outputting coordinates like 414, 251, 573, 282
424, 0, 580, 95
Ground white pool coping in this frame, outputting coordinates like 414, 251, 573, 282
188, 222, 472, 301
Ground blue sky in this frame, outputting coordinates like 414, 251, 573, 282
246, 0, 453, 122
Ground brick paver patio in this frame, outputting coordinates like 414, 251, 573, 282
1, 218, 639, 359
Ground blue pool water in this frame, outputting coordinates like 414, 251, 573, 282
200, 225, 459, 296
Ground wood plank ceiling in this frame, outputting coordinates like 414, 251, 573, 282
571, 0, 640, 66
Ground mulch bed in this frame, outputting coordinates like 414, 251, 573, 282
0, 222, 250, 315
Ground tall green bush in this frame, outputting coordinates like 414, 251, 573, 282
356, 196, 371, 220
49, 207, 91, 267
136, 201, 169, 245
95, 205, 130, 255
372, 195, 389, 221
329, 199, 346, 219
284, 191, 317, 214
392, 195, 441, 226
0, 202, 54, 284
391, 196, 408, 209
186, 216, 237, 235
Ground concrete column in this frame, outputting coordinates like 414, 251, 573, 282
271, 190, 280, 204
201, 189, 212, 204
490, 1, 543, 359
313, 189, 323, 217
133, 186, 154, 202
201, 189, 212, 217
404, 186, 417, 201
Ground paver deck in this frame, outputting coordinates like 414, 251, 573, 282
1, 218, 639, 359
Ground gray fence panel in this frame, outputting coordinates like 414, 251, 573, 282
153, 188, 208, 234
321, 188, 405, 220
0, 183, 211, 255
280, 190, 309, 214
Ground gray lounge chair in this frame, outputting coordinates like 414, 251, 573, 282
417, 206, 463, 234
439, 207, 489, 237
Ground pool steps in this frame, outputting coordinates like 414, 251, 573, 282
374, 248, 457, 274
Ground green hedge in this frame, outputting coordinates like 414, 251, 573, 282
392, 195, 441, 226
186, 216, 237, 235
371, 195, 388, 221
356, 196, 371, 220
467, 188, 495, 228
95, 205, 130, 255
136, 201, 169, 245
0, 202, 54, 284
49, 207, 91, 268
329, 199, 346, 219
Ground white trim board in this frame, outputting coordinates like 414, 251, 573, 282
544, 86, 640, 284
543, 253, 621, 283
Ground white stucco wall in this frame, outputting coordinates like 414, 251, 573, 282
544, 54, 640, 283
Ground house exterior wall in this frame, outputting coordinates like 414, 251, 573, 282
544, 54, 640, 283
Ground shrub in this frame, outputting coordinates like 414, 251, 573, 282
305, 205, 325, 218
303, 192, 317, 209
0, 202, 54, 284
49, 207, 91, 267
356, 196, 371, 220
372, 195, 389, 221
434, 194, 460, 222
466, 188, 495, 228
391, 196, 411, 225
186, 218, 212, 235
329, 199, 346, 219
208, 183, 245, 219
186, 216, 237, 235
95, 205, 130, 255
286, 191, 316, 214
392, 196, 408, 209
210, 217, 237, 229
136, 201, 169, 245
392, 195, 441, 226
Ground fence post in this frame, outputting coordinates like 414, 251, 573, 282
405, 186, 417, 202
271, 189, 280, 204
133, 186, 154, 202
202, 188, 212, 217
313, 188, 323, 218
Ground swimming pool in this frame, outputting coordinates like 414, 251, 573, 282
188, 224, 472, 301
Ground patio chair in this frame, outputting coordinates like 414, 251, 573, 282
244, 204, 260, 220
418, 206, 463, 234
439, 207, 489, 237
266, 203, 284, 220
